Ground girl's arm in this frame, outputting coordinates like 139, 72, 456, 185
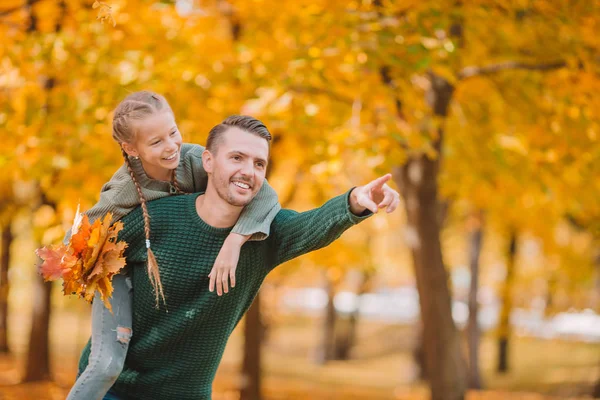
208, 182, 280, 295
85, 166, 141, 224
232, 181, 280, 240
63, 165, 139, 243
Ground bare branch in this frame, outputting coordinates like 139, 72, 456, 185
458, 60, 567, 80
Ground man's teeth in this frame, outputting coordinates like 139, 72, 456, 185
232, 181, 250, 189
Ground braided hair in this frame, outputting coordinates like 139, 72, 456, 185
112, 91, 174, 307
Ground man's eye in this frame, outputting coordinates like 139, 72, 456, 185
170, 131, 177, 136
233, 156, 241, 161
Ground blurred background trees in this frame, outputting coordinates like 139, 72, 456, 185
1, 1, 599, 399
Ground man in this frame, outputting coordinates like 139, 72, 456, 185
78, 115, 400, 400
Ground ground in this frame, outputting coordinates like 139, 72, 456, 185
0, 308, 598, 399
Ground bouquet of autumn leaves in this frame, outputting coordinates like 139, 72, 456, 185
35, 208, 128, 312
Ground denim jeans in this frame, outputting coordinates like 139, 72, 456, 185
102, 389, 123, 400
66, 274, 133, 400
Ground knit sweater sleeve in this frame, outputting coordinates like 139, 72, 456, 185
267, 189, 371, 269
184, 144, 281, 241
85, 165, 144, 223
62, 165, 145, 243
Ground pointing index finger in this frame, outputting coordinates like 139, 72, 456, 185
366, 173, 392, 191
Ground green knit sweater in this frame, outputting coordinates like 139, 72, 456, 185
84, 143, 280, 240
78, 191, 370, 400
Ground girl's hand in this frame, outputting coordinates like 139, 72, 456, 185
208, 233, 249, 295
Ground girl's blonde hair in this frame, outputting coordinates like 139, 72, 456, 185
112, 90, 176, 307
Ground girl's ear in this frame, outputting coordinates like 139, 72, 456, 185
121, 142, 138, 158
202, 149, 213, 174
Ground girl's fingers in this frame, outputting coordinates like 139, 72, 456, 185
208, 270, 215, 292
222, 273, 229, 294
230, 268, 236, 288
216, 269, 223, 296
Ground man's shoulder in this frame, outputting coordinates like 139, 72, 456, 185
148, 192, 197, 210
122, 194, 197, 223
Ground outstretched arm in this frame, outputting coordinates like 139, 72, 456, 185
268, 174, 399, 269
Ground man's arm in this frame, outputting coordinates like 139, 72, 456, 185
268, 174, 398, 269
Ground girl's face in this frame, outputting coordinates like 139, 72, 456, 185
122, 111, 182, 181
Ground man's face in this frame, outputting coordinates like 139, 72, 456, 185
205, 127, 269, 207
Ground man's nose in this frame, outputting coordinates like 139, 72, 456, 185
239, 160, 254, 176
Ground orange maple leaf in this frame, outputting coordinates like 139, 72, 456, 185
36, 245, 74, 281
71, 214, 91, 255
83, 215, 113, 277
35, 211, 128, 313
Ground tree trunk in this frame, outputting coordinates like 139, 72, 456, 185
23, 274, 52, 381
24, 196, 55, 382
497, 232, 517, 373
593, 251, 600, 398
316, 277, 336, 364
335, 270, 371, 361
334, 315, 353, 361
394, 72, 467, 400
0, 224, 13, 353
467, 214, 484, 389
21, 0, 65, 383
412, 324, 427, 381
240, 295, 263, 400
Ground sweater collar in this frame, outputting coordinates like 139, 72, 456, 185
187, 193, 234, 237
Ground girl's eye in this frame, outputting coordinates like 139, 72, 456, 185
152, 141, 161, 146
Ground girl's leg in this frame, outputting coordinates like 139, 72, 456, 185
66, 274, 133, 400
102, 389, 124, 400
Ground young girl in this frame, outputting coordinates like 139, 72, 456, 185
66, 91, 280, 400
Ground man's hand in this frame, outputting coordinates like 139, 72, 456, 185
349, 173, 400, 215
208, 233, 249, 295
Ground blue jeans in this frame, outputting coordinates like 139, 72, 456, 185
66, 274, 133, 400
102, 389, 123, 400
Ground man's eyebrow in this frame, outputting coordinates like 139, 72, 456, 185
228, 150, 268, 165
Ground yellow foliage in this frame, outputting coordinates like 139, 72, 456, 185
1, 0, 599, 311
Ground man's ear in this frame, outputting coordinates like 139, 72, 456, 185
202, 149, 213, 173
121, 143, 138, 158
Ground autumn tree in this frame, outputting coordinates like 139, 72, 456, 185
3, 0, 600, 398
